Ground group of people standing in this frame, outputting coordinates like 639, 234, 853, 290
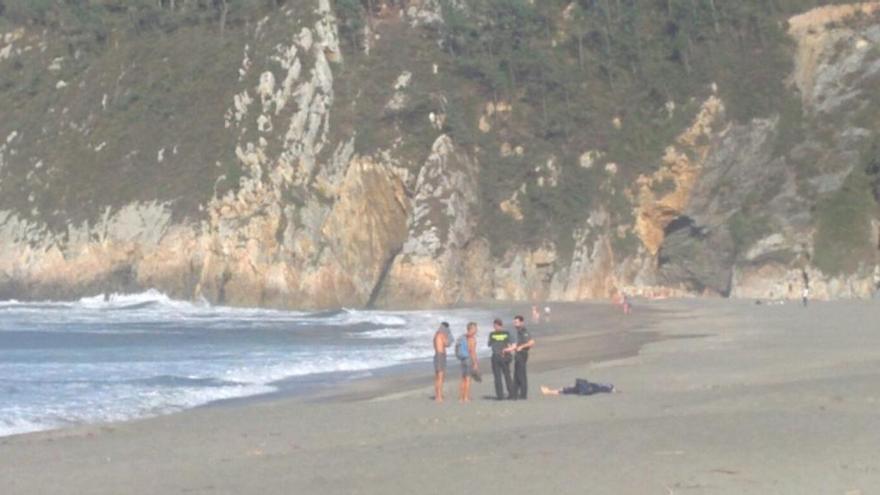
433, 316, 535, 403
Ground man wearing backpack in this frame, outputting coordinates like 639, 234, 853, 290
457, 322, 479, 403
487, 318, 515, 400
433, 322, 453, 402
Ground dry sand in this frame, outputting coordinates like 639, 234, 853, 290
2, 299, 880, 494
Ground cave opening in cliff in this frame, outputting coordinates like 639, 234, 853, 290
663, 216, 701, 238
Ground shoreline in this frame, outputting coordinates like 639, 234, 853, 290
301, 301, 666, 403
6, 298, 879, 494
172, 300, 666, 407
1, 300, 659, 439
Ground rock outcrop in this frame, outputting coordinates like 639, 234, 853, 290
374, 135, 491, 307
0, 1, 878, 307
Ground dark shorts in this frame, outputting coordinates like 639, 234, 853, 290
434, 353, 447, 373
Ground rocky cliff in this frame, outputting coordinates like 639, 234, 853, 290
0, 0, 878, 308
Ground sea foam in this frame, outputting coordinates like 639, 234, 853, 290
0, 290, 490, 437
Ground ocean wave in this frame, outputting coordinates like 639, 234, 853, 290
0, 416, 54, 437
0, 290, 416, 332
0, 301, 73, 311
278, 308, 408, 327
352, 327, 418, 339
0, 293, 496, 437
0, 382, 275, 438
219, 349, 429, 385
71, 292, 411, 328
1, 291, 437, 331
123, 375, 245, 388
76, 289, 202, 312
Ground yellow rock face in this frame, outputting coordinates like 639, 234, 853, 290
788, 2, 880, 106
499, 191, 524, 222
318, 157, 410, 302
632, 96, 725, 256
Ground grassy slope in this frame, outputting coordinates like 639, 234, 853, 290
0, 6, 250, 229
0, 0, 877, 277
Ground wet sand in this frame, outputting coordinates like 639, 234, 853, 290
2, 299, 880, 494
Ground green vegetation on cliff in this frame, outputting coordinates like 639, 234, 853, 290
1, 0, 879, 303
424, 0, 860, 259
814, 141, 880, 276
0, 0, 305, 228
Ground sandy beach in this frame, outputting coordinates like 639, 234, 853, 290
2, 299, 880, 494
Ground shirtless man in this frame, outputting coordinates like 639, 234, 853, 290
433, 322, 452, 402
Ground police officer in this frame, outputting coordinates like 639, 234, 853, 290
487, 318, 515, 400
512, 315, 535, 400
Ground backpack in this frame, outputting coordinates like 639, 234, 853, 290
455, 335, 470, 360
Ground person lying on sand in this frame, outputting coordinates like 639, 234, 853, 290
540, 378, 616, 396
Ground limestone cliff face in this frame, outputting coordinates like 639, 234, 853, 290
374, 135, 491, 307
730, 4, 880, 300
0, 1, 410, 308
633, 96, 726, 258
789, 2, 880, 111
0, 203, 175, 299
630, 3, 880, 300
0, 1, 879, 307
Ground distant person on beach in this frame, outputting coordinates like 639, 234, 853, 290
433, 322, 453, 402
613, 291, 631, 315
511, 315, 534, 400
543, 306, 551, 323
487, 318, 515, 400
457, 322, 480, 403
622, 293, 632, 315
801, 269, 810, 307
531, 305, 541, 324
540, 378, 616, 396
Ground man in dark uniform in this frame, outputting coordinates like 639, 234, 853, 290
487, 318, 515, 400
511, 315, 535, 399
